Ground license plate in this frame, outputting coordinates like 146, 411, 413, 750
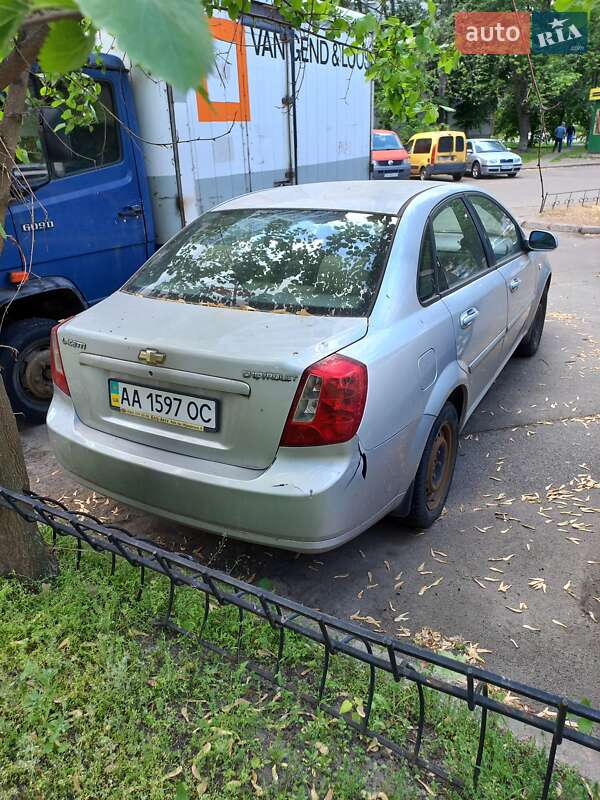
384, 172, 399, 178
108, 380, 218, 432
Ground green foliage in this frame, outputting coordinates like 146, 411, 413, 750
38, 70, 101, 133
77, 0, 214, 91
0, 0, 28, 58
39, 18, 95, 74
0, 545, 597, 799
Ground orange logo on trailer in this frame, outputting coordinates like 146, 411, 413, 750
196, 18, 251, 122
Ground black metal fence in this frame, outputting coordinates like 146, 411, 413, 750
540, 187, 600, 213
1, 485, 599, 798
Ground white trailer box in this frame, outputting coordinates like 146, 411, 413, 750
106, 7, 372, 244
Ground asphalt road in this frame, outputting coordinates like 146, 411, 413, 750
18, 165, 600, 708
464, 158, 600, 217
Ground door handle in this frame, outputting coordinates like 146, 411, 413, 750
509, 277, 522, 292
118, 204, 143, 219
460, 307, 479, 328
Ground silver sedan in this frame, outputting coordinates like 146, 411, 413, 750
466, 139, 522, 178
47, 181, 555, 552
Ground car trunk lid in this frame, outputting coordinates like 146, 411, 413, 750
59, 291, 368, 469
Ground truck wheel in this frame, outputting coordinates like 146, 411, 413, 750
471, 161, 482, 179
0, 317, 56, 424
452, 173, 463, 182
419, 167, 430, 181
403, 402, 458, 529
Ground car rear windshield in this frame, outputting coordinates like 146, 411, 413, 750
438, 135, 453, 153
123, 209, 397, 317
372, 132, 401, 150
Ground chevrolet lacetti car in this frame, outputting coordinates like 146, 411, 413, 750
47, 181, 557, 552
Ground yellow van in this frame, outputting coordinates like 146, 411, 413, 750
406, 131, 467, 181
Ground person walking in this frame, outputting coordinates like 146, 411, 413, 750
566, 123, 576, 148
553, 122, 567, 153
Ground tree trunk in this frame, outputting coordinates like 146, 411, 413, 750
517, 108, 530, 152
0, 22, 57, 580
512, 71, 531, 152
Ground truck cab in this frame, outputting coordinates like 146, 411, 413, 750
0, 55, 154, 422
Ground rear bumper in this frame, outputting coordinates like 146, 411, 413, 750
372, 163, 411, 180
430, 162, 465, 176
47, 391, 406, 552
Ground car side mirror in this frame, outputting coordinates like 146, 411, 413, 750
527, 229, 558, 251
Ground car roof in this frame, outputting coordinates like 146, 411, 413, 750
409, 130, 465, 137
372, 128, 396, 135
216, 180, 458, 216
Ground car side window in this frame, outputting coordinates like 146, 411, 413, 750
468, 195, 523, 262
41, 82, 121, 178
431, 198, 488, 290
417, 226, 437, 303
414, 138, 432, 154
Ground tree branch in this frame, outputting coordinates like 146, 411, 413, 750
0, 22, 50, 90
21, 10, 83, 29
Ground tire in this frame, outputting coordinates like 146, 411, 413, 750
0, 317, 57, 423
419, 166, 430, 181
508, 172, 518, 178
471, 161, 482, 179
516, 290, 547, 358
452, 173, 463, 182
404, 402, 459, 529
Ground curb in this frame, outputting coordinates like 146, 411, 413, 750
520, 219, 600, 235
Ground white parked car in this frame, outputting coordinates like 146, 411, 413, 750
48, 181, 555, 552
466, 139, 522, 178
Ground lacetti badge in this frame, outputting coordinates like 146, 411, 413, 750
531, 12, 587, 54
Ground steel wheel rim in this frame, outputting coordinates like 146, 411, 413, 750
17, 340, 53, 401
425, 421, 454, 511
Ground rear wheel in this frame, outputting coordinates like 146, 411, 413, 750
452, 173, 463, 182
419, 167, 430, 181
0, 317, 56, 424
404, 402, 459, 528
471, 161, 482, 179
516, 291, 547, 357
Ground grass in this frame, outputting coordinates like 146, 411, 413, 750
518, 144, 592, 164
1, 539, 599, 800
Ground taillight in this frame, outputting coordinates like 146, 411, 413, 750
50, 322, 70, 396
280, 354, 367, 447
431, 144, 437, 162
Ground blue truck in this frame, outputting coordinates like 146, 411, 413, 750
0, 16, 371, 422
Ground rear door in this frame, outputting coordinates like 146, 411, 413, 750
466, 194, 535, 354
432, 197, 507, 409
10, 65, 150, 305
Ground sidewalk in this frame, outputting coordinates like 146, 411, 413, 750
521, 154, 600, 170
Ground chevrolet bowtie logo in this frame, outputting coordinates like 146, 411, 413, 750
138, 348, 166, 365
